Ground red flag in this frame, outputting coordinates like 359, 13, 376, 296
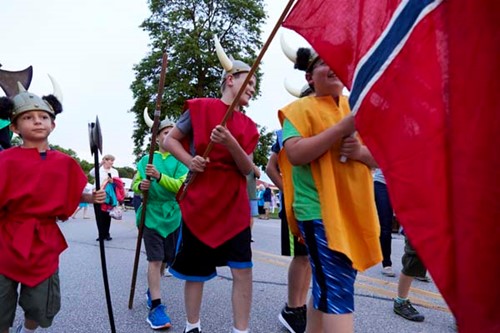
283, 1, 500, 332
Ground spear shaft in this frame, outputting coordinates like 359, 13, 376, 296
128, 51, 168, 309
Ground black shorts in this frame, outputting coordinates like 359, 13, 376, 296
280, 208, 308, 257
170, 222, 252, 281
401, 237, 427, 278
143, 226, 179, 265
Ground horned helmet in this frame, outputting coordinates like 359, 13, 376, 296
0, 75, 63, 121
143, 108, 174, 134
214, 35, 252, 85
280, 33, 319, 73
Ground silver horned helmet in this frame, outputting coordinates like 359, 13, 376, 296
214, 35, 251, 85
143, 108, 174, 134
11, 75, 63, 120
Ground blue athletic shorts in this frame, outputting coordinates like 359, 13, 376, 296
298, 219, 357, 314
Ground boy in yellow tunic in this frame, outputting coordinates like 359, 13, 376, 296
278, 51, 382, 333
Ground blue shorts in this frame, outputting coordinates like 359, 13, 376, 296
298, 219, 357, 314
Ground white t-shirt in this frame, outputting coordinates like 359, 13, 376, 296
89, 166, 120, 188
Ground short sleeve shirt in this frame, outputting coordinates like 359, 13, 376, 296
282, 119, 322, 221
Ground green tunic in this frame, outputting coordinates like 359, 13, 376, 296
133, 151, 188, 238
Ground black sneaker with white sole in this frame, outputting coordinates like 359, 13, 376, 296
278, 304, 307, 333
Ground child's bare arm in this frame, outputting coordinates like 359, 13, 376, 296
266, 152, 283, 191
285, 115, 355, 166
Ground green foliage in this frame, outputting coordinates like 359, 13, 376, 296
130, 0, 267, 160
115, 166, 136, 179
253, 124, 273, 170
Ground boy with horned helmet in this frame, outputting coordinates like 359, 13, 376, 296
277, 42, 382, 332
133, 109, 188, 330
0, 78, 105, 333
165, 36, 259, 333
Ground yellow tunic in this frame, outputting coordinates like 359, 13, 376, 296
278, 95, 382, 271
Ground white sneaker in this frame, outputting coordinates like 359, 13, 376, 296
381, 266, 396, 277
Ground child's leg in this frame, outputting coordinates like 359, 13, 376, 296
184, 281, 204, 324
230, 267, 252, 331
0, 275, 19, 333
18, 272, 60, 330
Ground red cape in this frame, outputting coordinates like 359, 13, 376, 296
179, 98, 259, 248
0, 147, 87, 286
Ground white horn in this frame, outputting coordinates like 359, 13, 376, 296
283, 78, 301, 98
214, 35, 233, 72
17, 81, 27, 93
143, 107, 153, 128
48, 74, 63, 102
280, 32, 297, 63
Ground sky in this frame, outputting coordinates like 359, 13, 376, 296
1, 0, 308, 169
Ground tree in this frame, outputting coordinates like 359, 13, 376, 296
253, 125, 274, 170
129, 0, 268, 161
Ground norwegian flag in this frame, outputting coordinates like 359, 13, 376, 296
283, 1, 500, 332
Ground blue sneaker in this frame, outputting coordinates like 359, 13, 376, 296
147, 304, 172, 330
145, 289, 152, 309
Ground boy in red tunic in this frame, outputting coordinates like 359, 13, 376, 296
165, 38, 259, 333
0, 81, 105, 333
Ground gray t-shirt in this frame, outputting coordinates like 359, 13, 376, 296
175, 111, 195, 155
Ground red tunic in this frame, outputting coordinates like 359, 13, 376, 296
0, 147, 87, 287
179, 98, 259, 248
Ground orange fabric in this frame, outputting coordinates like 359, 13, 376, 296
278, 96, 381, 271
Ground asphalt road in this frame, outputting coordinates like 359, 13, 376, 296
13, 209, 456, 332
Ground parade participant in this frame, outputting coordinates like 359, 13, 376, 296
0, 80, 105, 333
373, 168, 396, 277
134, 110, 188, 330
246, 164, 261, 239
89, 154, 120, 241
393, 236, 427, 322
277, 48, 382, 332
165, 36, 259, 333
266, 83, 313, 333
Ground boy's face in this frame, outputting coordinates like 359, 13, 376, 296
10, 110, 55, 142
229, 73, 256, 107
307, 59, 344, 97
157, 126, 172, 150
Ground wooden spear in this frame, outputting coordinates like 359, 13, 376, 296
128, 51, 168, 309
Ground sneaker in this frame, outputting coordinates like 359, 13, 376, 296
415, 275, 431, 282
183, 328, 201, 333
145, 289, 152, 309
146, 304, 172, 330
381, 266, 396, 277
278, 304, 307, 333
393, 299, 425, 322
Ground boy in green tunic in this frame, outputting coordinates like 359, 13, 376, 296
133, 111, 188, 330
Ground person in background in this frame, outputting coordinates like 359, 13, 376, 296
373, 168, 396, 277
89, 154, 119, 241
246, 164, 261, 240
71, 183, 93, 219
